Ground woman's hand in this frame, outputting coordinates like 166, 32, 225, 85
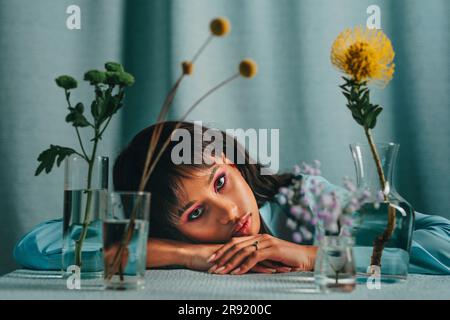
181, 241, 295, 274
182, 243, 223, 271
207, 234, 317, 275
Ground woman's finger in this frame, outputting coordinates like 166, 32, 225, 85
214, 243, 268, 274
213, 236, 267, 269
259, 260, 292, 273
230, 249, 272, 275
207, 236, 257, 263
246, 264, 277, 274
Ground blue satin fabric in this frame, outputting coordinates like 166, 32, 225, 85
13, 175, 450, 274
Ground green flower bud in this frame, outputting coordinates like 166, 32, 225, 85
84, 70, 106, 85
104, 71, 121, 85
105, 71, 135, 87
105, 62, 124, 72
117, 72, 135, 86
55, 75, 77, 90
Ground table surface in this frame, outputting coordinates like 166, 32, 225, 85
0, 269, 449, 300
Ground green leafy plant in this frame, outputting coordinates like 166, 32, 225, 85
35, 62, 135, 268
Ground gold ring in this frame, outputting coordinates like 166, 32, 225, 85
252, 240, 259, 251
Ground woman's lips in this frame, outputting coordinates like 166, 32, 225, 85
233, 213, 252, 236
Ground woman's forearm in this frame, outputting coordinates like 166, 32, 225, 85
146, 238, 191, 268
146, 238, 223, 270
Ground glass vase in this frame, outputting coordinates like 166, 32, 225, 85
314, 236, 356, 293
62, 154, 109, 279
350, 142, 414, 281
103, 191, 151, 290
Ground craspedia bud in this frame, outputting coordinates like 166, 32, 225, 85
55, 75, 77, 90
182, 61, 194, 75
239, 59, 258, 78
105, 62, 124, 72
210, 17, 230, 36
84, 70, 106, 85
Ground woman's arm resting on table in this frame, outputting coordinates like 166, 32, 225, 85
146, 238, 222, 270
147, 237, 301, 274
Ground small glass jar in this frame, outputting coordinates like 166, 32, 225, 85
314, 236, 356, 293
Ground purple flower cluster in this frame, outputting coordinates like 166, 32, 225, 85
276, 161, 381, 243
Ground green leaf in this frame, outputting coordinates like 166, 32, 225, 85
364, 106, 383, 129
351, 112, 364, 126
35, 145, 77, 176
342, 92, 351, 101
72, 113, 90, 127
65, 110, 90, 127
75, 102, 84, 114
91, 101, 99, 119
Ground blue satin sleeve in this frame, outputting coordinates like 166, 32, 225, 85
409, 212, 450, 274
13, 218, 139, 273
13, 218, 63, 270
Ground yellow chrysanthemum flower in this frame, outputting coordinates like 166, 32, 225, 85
239, 59, 257, 78
331, 26, 395, 86
210, 17, 230, 36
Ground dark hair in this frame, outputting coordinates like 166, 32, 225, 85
113, 121, 293, 242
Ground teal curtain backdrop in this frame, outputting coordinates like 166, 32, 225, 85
0, 0, 448, 274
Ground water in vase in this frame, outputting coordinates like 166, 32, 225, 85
352, 201, 414, 281
62, 189, 105, 278
102, 219, 149, 290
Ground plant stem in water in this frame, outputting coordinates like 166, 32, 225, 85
364, 128, 397, 269
74, 129, 99, 268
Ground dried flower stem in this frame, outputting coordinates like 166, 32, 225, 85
142, 73, 241, 189
180, 73, 240, 121
141, 74, 185, 187
105, 34, 244, 281
191, 35, 213, 64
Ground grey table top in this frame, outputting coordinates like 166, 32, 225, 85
0, 269, 449, 300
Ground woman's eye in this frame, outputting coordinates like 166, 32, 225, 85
188, 207, 204, 221
215, 174, 226, 191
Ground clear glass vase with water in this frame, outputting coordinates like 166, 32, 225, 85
350, 143, 415, 281
62, 154, 108, 279
103, 191, 150, 290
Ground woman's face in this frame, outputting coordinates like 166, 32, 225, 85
175, 154, 261, 243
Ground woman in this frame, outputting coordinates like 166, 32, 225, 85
14, 121, 450, 275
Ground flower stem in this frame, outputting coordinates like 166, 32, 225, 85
65, 90, 89, 161
74, 128, 99, 268
363, 128, 396, 269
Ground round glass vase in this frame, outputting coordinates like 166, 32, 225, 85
62, 154, 109, 279
350, 142, 414, 282
314, 236, 356, 293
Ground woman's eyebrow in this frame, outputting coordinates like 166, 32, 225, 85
178, 166, 220, 217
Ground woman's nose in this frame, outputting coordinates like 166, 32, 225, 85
215, 200, 239, 225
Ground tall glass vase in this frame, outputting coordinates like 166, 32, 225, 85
350, 142, 414, 281
62, 154, 108, 279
